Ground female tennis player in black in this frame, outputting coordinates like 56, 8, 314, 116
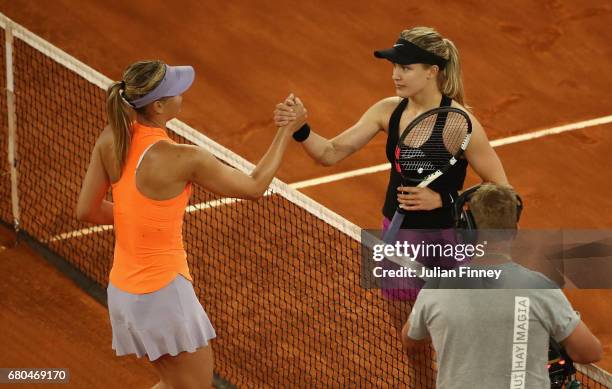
275, 25, 510, 386
276, 27, 510, 298
275, 27, 508, 227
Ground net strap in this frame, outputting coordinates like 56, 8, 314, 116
3, 19, 20, 231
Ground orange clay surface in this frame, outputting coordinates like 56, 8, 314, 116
0, 0, 611, 383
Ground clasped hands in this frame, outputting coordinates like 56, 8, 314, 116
273, 94, 442, 210
274, 94, 306, 128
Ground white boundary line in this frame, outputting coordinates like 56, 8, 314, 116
290, 164, 391, 190
45, 196, 248, 243
289, 114, 612, 190
47, 225, 114, 243
490, 115, 612, 147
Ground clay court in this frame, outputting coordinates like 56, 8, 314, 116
1, 0, 611, 387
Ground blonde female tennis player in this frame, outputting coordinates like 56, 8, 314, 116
276, 27, 508, 226
274, 26, 509, 388
76, 60, 306, 389
275, 27, 509, 294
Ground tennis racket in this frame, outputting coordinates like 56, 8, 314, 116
382, 106, 472, 243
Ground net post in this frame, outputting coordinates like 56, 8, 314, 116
4, 20, 20, 236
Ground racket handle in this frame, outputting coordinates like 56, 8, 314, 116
382, 210, 405, 244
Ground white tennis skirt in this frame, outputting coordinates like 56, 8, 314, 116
107, 274, 216, 361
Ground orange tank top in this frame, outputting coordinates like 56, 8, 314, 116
109, 122, 193, 293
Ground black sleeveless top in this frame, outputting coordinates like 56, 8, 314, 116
382, 96, 468, 229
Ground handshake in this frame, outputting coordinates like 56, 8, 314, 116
273, 94, 309, 141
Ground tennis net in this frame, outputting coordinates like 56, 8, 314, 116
0, 13, 610, 389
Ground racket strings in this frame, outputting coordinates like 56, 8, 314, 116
442, 113, 469, 155
398, 111, 470, 177
402, 116, 437, 148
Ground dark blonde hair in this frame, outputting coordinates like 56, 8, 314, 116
470, 184, 519, 229
400, 27, 466, 105
106, 60, 166, 169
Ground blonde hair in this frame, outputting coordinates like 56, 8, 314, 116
106, 60, 166, 169
469, 184, 519, 229
400, 27, 466, 105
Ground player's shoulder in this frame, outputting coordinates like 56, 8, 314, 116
167, 141, 202, 155
151, 140, 198, 162
449, 101, 472, 117
366, 96, 403, 121
372, 96, 404, 111
450, 101, 483, 129
162, 142, 212, 167
142, 141, 203, 182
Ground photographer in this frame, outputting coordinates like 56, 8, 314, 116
400, 184, 602, 388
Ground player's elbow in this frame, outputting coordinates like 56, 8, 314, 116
76, 203, 92, 223
240, 183, 268, 201
318, 158, 334, 167
76, 209, 93, 223
318, 153, 343, 167
242, 191, 264, 201
316, 143, 342, 167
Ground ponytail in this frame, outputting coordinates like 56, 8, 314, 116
439, 38, 465, 106
106, 81, 133, 170
105, 60, 165, 171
